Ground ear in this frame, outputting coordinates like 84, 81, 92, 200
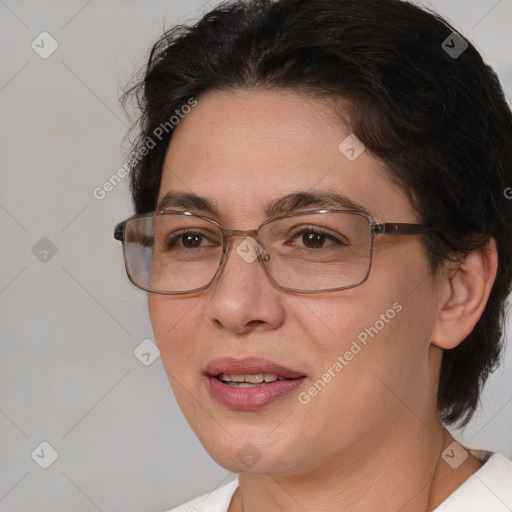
431, 237, 498, 350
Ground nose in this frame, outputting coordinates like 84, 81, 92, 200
203, 236, 285, 335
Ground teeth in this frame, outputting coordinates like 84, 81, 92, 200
245, 373, 264, 383
219, 373, 280, 384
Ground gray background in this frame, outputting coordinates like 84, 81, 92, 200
0, 1, 511, 510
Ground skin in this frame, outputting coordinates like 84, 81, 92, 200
148, 89, 498, 511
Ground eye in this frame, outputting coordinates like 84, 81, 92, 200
163, 230, 220, 250
286, 227, 347, 249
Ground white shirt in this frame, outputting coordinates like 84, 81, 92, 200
166, 453, 512, 511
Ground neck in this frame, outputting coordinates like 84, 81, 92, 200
229, 425, 482, 512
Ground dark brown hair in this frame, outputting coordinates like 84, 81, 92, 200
122, 0, 512, 427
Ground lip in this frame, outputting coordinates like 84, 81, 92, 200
205, 357, 306, 411
206, 357, 304, 379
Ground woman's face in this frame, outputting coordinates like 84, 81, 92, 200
148, 89, 445, 476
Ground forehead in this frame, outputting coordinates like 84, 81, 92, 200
159, 88, 417, 225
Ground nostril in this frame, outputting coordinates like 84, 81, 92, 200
246, 319, 265, 327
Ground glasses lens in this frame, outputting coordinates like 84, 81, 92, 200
121, 211, 372, 294
260, 212, 372, 292
123, 213, 223, 293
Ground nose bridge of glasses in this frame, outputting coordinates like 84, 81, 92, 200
217, 227, 267, 283
222, 228, 260, 244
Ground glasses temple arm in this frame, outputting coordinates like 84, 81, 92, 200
376, 223, 438, 235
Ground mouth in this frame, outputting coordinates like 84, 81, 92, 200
205, 357, 306, 410
215, 372, 291, 387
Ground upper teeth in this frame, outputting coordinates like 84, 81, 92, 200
219, 373, 281, 383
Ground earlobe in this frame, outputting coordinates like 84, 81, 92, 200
432, 237, 498, 350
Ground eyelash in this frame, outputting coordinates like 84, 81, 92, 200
160, 225, 347, 251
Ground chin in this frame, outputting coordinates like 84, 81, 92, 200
193, 424, 301, 475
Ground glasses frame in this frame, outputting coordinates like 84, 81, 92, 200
114, 209, 438, 295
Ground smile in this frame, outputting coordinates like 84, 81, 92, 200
217, 373, 286, 386
206, 358, 306, 410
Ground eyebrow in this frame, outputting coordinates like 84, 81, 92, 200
156, 190, 370, 217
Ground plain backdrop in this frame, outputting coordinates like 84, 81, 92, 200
1, 1, 511, 510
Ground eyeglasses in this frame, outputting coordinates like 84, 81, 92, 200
114, 209, 437, 295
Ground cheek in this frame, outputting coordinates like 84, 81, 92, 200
297, 260, 437, 395
294, 298, 434, 437
292, 288, 400, 350
298, 298, 397, 382
148, 295, 201, 369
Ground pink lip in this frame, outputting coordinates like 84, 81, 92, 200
205, 357, 306, 411
205, 357, 304, 379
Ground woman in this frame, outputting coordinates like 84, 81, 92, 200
115, 0, 512, 510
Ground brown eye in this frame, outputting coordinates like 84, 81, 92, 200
163, 229, 221, 250
180, 233, 203, 248
286, 228, 346, 250
302, 232, 327, 249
